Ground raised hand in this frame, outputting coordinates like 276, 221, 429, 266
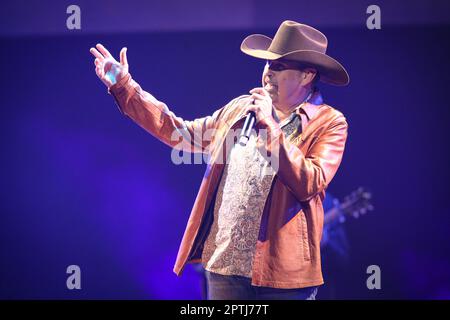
89, 43, 129, 88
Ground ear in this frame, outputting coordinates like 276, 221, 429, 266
300, 68, 317, 86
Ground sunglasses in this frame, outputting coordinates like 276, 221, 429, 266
266, 60, 304, 72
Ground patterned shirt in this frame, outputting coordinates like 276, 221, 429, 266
201, 111, 302, 278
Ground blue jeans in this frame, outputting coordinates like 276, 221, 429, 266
205, 270, 318, 300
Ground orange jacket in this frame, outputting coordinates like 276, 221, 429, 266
109, 73, 348, 289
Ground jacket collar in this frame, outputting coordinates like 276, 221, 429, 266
294, 88, 323, 121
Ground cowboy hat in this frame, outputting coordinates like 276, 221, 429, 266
240, 20, 349, 86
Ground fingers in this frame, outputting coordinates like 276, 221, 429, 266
249, 88, 270, 106
94, 58, 106, 77
96, 43, 113, 58
249, 87, 269, 97
247, 88, 273, 122
246, 104, 258, 113
96, 64, 109, 87
120, 47, 128, 66
250, 92, 266, 101
95, 64, 101, 76
90, 47, 104, 60
95, 62, 105, 78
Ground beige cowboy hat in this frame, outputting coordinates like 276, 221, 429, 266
241, 20, 350, 86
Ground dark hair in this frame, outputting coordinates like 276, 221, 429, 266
313, 72, 320, 86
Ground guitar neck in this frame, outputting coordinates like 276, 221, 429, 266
323, 188, 372, 226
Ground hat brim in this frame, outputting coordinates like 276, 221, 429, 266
241, 34, 350, 86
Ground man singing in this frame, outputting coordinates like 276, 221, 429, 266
90, 20, 349, 300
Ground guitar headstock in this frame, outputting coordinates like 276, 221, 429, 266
340, 187, 374, 219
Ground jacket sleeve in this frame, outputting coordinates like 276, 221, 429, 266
265, 112, 348, 203
108, 73, 230, 154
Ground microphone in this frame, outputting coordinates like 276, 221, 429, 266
237, 90, 313, 147
238, 104, 256, 146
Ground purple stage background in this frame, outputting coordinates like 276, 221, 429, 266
1, 1, 450, 299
